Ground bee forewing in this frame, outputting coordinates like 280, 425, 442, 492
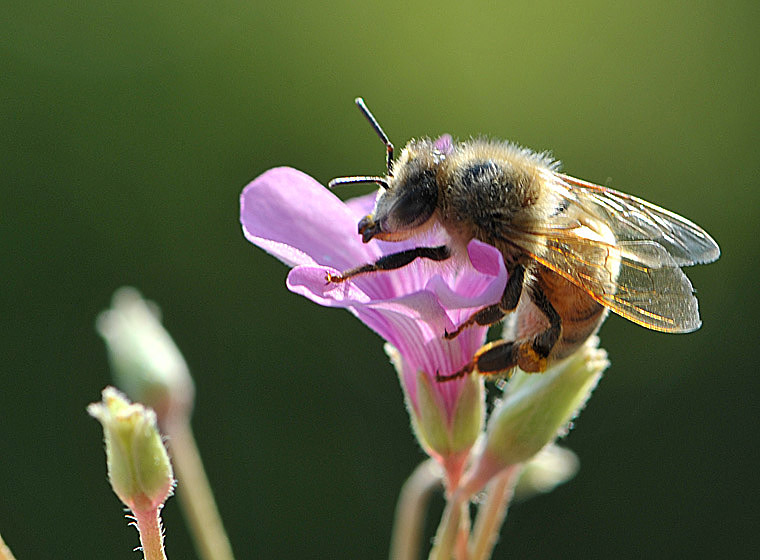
502, 172, 719, 333
555, 174, 720, 266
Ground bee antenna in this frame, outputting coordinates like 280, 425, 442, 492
354, 97, 394, 175
328, 176, 390, 190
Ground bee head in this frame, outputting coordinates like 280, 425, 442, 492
328, 99, 447, 243
358, 140, 441, 243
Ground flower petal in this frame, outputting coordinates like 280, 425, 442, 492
434, 134, 454, 154
287, 238, 507, 342
422, 240, 507, 317
240, 167, 379, 269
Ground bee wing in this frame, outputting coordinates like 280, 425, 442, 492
554, 173, 720, 266
503, 173, 719, 333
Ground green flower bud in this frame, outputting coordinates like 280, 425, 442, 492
88, 387, 174, 513
413, 369, 484, 457
386, 344, 485, 488
462, 338, 607, 494
513, 444, 580, 502
96, 287, 194, 421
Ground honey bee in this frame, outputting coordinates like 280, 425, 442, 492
327, 98, 720, 381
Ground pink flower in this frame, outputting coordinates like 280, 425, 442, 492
240, 166, 507, 482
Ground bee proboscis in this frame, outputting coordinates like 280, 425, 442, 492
328, 98, 720, 381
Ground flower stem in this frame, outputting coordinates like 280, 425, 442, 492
454, 501, 471, 560
0, 533, 17, 560
163, 418, 235, 560
390, 459, 442, 560
428, 489, 469, 560
468, 466, 520, 560
133, 508, 168, 560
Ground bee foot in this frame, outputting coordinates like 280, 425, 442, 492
443, 326, 463, 340
435, 363, 472, 382
325, 272, 346, 285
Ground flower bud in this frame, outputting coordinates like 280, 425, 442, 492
414, 369, 484, 457
513, 444, 580, 502
462, 338, 607, 494
96, 287, 194, 422
88, 387, 174, 513
387, 344, 484, 488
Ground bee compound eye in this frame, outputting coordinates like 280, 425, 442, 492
392, 170, 438, 228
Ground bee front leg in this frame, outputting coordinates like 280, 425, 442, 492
444, 265, 525, 339
437, 281, 561, 382
326, 245, 451, 283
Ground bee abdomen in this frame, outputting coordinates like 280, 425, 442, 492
554, 297, 607, 359
532, 265, 608, 361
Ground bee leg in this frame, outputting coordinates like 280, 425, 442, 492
443, 305, 505, 340
438, 283, 561, 381
326, 245, 450, 283
444, 265, 525, 339
436, 340, 520, 382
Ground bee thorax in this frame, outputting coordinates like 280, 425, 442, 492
440, 159, 537, 245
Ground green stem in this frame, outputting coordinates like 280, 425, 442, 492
454, 501, 471, 560
134, 508, 168, 560
163, 418, 236, 560
428, 490, 468, 560
0, 533, 17, 560
389, 459, 442, 560
468, 466, 520, 560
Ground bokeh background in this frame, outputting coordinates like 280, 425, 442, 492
3, 1, 758, 558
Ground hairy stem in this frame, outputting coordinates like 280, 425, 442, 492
133, 508, 168, 560
390, 459, 442, 560
454, 501, 471, 560
469, 466, 521, 560
428, 490, 469, 560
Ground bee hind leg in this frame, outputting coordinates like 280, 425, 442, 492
438, 332, 556, 382
477, 338, 548, 376
435, 340, 529, 382
438, 281, 561, 382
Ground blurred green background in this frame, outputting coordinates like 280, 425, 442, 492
3, 1, 758, 558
